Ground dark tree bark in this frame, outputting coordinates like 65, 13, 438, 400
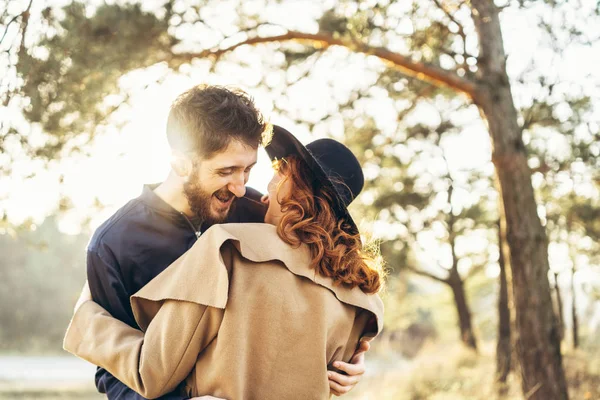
406, 181, 479, 351
447, 210, 478, 351
567, 218, 579, 350
448, 270, 478, 350
571, 265, 579, 349
405, 261, 478, 351
554, 272, 565, 342
496, 219, 511, 384
471, 1, 568, 398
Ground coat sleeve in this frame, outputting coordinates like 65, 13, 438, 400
64, 298, 223, 399
88, 248, 148, 400
96, 371, 189, 400
88, 248, 187, 400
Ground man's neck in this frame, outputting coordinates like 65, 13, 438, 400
153, 170, 194, 217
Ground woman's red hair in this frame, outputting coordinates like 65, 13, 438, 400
275, 156, 383, 294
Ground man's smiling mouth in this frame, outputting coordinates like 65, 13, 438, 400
214, 190, 234, 206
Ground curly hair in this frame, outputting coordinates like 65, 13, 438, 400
167, 84, 266, 157
274, 156, 383, 294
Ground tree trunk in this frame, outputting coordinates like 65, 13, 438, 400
448, 271, 478, 350
566, 218, 579, 350
554, 272, 565, 342
471, 1, 568, 399
571, 265, 579, 349
496, 219, 511, 384
447, 208, 478, 351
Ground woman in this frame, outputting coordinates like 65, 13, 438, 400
64, 125, 384, 400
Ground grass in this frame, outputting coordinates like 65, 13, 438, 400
0, 391, 102, 400
344, 341, 600, 400
1, 342, 598, 399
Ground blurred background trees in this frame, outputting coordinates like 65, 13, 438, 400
0, 216, 88, 353
1, 0, 599, 398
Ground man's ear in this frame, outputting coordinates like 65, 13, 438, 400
170, 151, 193, 178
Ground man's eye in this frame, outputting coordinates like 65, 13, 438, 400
218, 171, 233, 177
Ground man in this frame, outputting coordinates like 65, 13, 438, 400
83, 85, 368, 399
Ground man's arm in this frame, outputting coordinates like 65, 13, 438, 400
86, 249, 189, 400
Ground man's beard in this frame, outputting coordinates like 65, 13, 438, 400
183, 168, 236, 226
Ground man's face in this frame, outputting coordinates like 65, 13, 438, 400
184, 140, 258, 225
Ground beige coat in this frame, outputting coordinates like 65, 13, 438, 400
64, 223, 383, 400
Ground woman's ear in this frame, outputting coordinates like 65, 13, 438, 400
170, 151, 193, 178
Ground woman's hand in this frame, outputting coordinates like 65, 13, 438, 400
74, 280, 92, 313
328, 340, 370, 396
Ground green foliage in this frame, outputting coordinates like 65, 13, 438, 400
410, 20, 454, 64
0, 216, 88, 353
15, 1, 175, 157
282, 47, 320, 66
318, 10, 349, 36
572, 202, 600, 240
346, 106, 497, 295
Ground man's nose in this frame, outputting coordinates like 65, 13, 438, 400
228, 174, 246, 198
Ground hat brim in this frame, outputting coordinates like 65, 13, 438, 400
264, 125, 359, 235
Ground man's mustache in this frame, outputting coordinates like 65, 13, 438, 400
213, 188, 235, 201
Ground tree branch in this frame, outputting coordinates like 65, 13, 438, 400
406, 265, 449, 284
170, 30, 479, 98
17, 0, 33, 59
0, 0, 32, 106
285, 50, 325, 86
0, 12, 21, 46
0, 0, 33, 46
432, 0, 468, 58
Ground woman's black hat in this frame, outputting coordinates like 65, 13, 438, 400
264, 125, 364, 234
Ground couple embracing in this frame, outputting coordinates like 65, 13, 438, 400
64, 84, 384, 400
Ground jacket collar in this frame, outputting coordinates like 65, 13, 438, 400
140, 184, 181, 215
132, 223, 384, 337
139, 184, 203, 229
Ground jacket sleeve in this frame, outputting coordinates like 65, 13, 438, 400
96, 371, 188, 400
226, 187, 266, 223
64, 298, 223, 399
86, 249, 189, 400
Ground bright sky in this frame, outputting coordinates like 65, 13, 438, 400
1, 0, 599, 295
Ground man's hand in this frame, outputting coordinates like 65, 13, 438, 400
260, 194, 270, 206
328, 340, 370, 396
74, 280, 92, 313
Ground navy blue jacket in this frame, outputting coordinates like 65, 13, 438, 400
87, 184, 266, 400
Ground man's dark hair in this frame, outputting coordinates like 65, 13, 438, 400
166, 85, 266, 158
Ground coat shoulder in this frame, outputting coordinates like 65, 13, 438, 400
205, 224, 384, 335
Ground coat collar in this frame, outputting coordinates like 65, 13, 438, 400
137, 184, 201, 229
131, 223, 384, 336
140, 184, 179, 215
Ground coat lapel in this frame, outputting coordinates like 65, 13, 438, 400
131, 223, 384, 335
